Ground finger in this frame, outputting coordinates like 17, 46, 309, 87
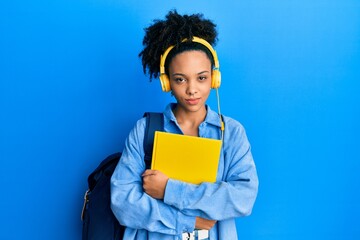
142, 169, 156, 177
142, 170, 152, 177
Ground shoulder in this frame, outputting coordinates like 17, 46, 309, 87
222, 115, 246, 134
130, 116, 147, 134
135, 116, 147, 129
221, 115, 251, 153
125, 117, 147, 147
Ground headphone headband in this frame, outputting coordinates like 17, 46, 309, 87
159, 37, 219, 75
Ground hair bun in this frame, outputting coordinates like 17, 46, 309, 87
139, 10, 218, 80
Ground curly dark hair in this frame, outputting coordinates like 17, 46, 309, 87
139, 10, 218, 80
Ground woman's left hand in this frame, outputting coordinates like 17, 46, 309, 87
142, 170, 169, 199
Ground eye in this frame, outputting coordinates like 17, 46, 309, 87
174, 77, 186, 83
199, 76, 207, 81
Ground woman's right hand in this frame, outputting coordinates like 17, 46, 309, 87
195, 217, 217, 230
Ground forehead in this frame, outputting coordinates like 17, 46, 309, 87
169, 50, 212, 72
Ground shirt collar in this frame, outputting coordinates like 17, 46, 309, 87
164, 103, 222, 128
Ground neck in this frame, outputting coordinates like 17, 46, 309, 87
173, 105, 207, 136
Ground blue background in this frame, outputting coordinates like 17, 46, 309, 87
1, 0, 359, 239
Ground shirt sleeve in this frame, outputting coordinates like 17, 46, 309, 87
163, 120, 259, 221
110, 118, 196, 235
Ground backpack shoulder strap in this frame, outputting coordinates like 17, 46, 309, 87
143, 112, 164, 168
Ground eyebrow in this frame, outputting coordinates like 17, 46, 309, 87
171, 71, 210, 77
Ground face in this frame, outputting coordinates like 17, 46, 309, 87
168, 50, 212, 115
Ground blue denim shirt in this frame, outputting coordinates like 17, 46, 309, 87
111, 103, 258, 239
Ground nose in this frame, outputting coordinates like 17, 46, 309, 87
186, 80, 198, 96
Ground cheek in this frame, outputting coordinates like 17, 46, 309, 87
170, 88, 181, 99
201, 87, 211, 100
201, 83, 212, 94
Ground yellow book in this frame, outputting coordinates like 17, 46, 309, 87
151, 131, 222, 184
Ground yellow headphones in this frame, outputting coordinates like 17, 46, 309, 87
159, 36, 221, 92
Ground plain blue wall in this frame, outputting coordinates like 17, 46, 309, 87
1, 0, 359, 239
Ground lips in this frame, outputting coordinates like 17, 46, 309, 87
185, 98, 200, 105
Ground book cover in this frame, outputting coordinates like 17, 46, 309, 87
151, 131, 222, 184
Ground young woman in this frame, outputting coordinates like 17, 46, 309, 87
111, 10, 258, 240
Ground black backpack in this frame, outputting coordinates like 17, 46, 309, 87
81, 112, 163, 240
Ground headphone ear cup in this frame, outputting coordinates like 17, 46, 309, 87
159, 74, 171, 92
211, 70, 221, 89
